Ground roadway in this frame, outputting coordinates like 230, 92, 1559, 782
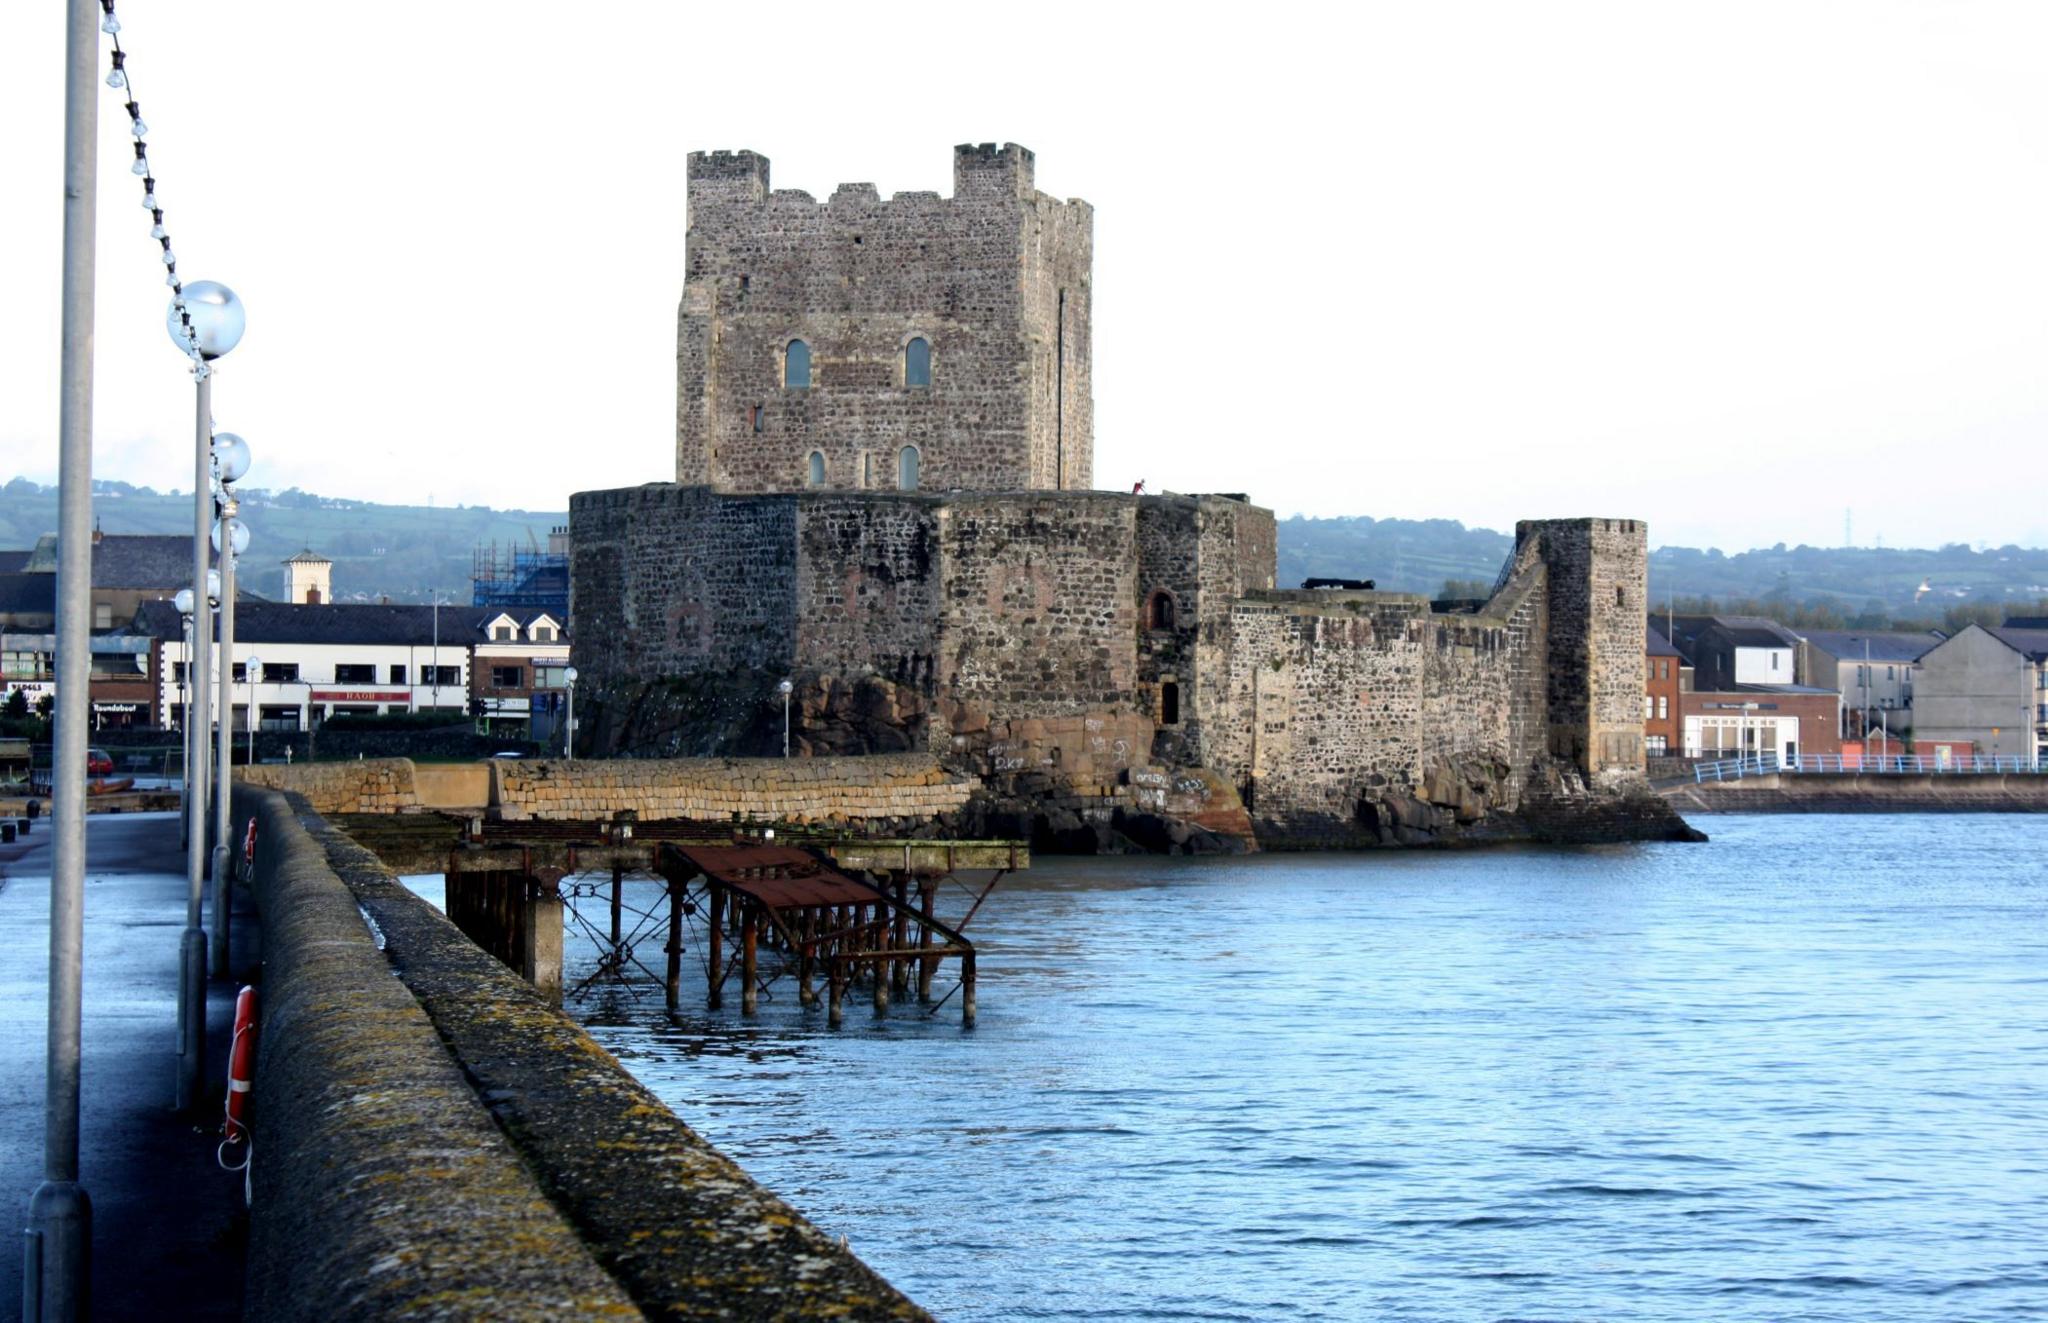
0, 810, 252, 1318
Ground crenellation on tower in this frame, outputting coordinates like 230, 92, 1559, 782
676, 143, 1091, 495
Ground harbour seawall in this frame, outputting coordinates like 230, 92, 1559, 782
1662, 772, 2048, 814
234, 784, 930, 1321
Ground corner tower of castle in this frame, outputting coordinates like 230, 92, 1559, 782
677, 143, 1093, 495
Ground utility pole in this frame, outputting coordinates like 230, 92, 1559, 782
25, 4, 100, 1316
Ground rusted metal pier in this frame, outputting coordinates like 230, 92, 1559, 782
442, 814, 1022, 1026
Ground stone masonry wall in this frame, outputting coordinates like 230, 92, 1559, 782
238, 758, 420, 814
1217, 596, 1433, 824
677, 144, 1093, 495
570, 484, 798, 695
490, 753, 975, 825
1515, 517, 1648, 788
936, 493, 1139, 718
793, 494, 945, 689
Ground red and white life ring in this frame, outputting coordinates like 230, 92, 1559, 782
223, 985, 257, 1148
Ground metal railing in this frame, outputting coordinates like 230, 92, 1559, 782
1694, 752, 2043, 782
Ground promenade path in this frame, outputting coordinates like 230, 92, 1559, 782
0, 810, 250, 1319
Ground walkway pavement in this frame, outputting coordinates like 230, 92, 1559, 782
0, 811, 252, 1319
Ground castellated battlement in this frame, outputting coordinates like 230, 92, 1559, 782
678, 143, 1092, 496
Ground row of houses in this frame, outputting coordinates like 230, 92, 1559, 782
1644, 613, 2048, 766
1, 533, 569, 740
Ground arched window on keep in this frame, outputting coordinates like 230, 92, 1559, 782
905, 337, 932, 388
807, 451, 826, 488
897, 444, 921, 491
784, 339, 811, 389
1150, 590, 1177, 631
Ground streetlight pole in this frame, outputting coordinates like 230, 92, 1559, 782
179, 369, 211, 1110
563, 666, 578, 760
171, 280, 243, 1107
211, 497, 242, 978
25, 3, 99, 1311
778, 677, 793, 757
174, 592, 193, 846
245, 654, 261, 768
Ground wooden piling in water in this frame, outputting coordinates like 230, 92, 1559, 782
891, 873, 910, 997
664, 873, 683, 1014
706, 887, 725, 1010
741, 903, 759, 1016
917, 877, 936, 1002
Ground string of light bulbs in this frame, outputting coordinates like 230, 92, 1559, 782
99, 0, 212, 378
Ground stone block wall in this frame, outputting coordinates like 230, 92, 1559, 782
570, 484, 799, 695
937, 493, 1139, 719
1216, 596, 1432, 827
237, 758, 420, 814
793, 494, 944, 688
489, 753, 976, 825
1515, 517, 1648, 787
677, 143, 1092, 495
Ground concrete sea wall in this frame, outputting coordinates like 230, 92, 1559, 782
1665, 773, 2048, 814
235, 784, 931, 1321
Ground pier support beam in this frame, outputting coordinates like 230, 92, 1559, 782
740, 905, 758, 1016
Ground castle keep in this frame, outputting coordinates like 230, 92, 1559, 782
572, 144, 1692, 848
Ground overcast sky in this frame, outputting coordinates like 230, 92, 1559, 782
3, 2, 2043, 552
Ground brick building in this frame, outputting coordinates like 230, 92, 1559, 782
1645, 624, 1683, 756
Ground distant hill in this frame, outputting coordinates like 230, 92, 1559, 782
0, 477, 563, 605
1278, 514, 2048, 627
7, 479, 2046, 625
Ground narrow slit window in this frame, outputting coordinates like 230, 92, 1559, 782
807, 451, 826, 488
751, 404, 764, 433
1161, 681, 1181, 726
905, 337, 931, 388
897, 444, 921, 491
784, 339, 811, 389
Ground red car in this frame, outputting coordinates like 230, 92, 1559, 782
86, 747, 113, 777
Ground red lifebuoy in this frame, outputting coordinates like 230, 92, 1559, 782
242, 818, 258, 867
224, 985, 258, 1145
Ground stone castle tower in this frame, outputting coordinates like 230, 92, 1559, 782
676, 143, 1093, 494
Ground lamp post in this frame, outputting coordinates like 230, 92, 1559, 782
430, 593, 443, 714
26, 5, 101, 1308
210, 443, 250, 981
563, 666, 578, 760
173, 280, 242, 1107
778, 678, 793, 758
174, 587, 194, 844
245, 654, 262, 767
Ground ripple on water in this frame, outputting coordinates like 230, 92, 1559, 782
556, 815, 2048, 1323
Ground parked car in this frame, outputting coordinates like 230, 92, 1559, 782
86, 747, 113, 777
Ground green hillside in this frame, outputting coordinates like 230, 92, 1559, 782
7, 480, 2045, 628
1, 477, 563, 604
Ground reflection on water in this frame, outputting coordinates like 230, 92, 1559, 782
529, 816, 2048, 1321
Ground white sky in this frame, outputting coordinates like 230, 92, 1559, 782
2, 2, 2044, 552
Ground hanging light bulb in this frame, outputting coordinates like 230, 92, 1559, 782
150, 223, 166, 240
107, 66, 126, 89
131, 117, 148, 138
165, 272, 179, 287
161, 248, 175, 265
140, 191, 157, 210
131, 144, 149, 175
101, 12, 120, 34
